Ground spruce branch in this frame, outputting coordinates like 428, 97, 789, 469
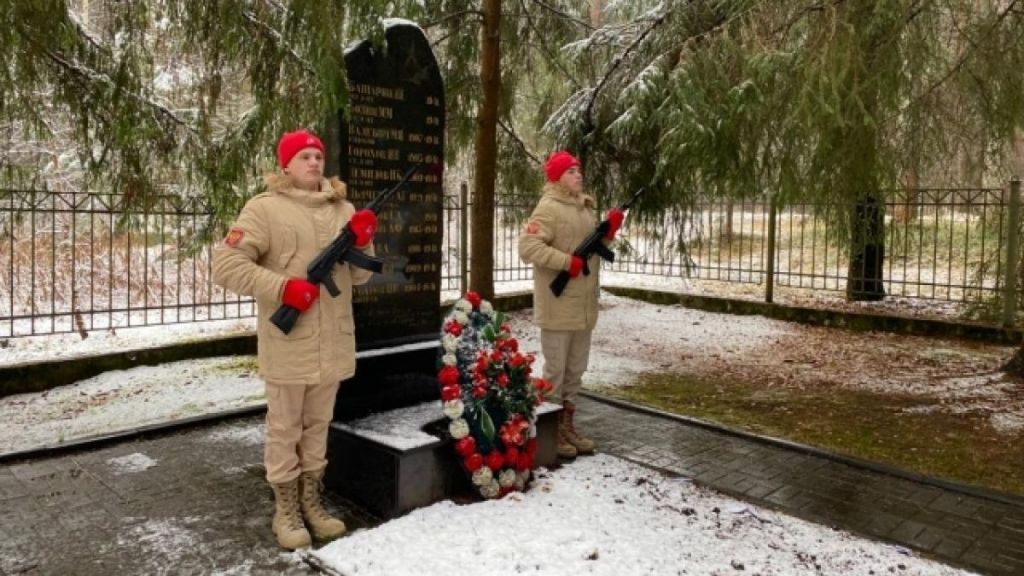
499, 118, 541, 165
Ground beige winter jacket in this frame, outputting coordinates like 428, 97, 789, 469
212, 174, 374, 385
518, 182, 601, 331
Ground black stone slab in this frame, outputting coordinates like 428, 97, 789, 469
324, 403, 561, 519
326, 22, 445, 351
324, 22, 445, 423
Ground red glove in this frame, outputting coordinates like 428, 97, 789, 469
605, 208, 625, 240
282, 278, 319, 312
349, 209, 378, 247
567, 255, 584, 278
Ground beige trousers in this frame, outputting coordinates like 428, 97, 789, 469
540, 329, 593, 405
264, 379, 339, 484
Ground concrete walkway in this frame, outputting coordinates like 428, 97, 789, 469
1, 397, 1022, 575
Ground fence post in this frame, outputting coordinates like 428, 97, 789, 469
765, 196, 778, 303
460, 181, 469, 294
1003, 178, 1022, 327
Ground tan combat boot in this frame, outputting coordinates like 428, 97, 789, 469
563, 401, 595, 455
557, 409, 578, 459
299, 470, 347, 541
270, 479, 312, 550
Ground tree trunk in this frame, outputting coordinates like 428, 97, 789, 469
844, 3, 887, 302
470, 0, 501, 300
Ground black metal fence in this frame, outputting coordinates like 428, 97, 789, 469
609, 187, 1014, 303
0, 190, 255, 338
2, 182, 1021, 338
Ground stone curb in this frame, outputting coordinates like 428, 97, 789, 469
0, 404, 266, 464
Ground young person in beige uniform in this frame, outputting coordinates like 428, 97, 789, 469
213, 130, 379, 549
517, 151, 624, 459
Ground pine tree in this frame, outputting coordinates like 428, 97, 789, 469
0, 0, 591, 296
545, 0, 1024, 299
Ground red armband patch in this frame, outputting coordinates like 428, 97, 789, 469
224, 228, 245, 247
524, 221, 540, 235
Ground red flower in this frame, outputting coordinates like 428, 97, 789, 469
516, 452, 534, 472
505, 446, 520, 465
533, 378, 553, 393
485, 451, 504, 472
444, 321, 463, 337
471, 385, 488, 399
502, 338, 519, 353
498, 486, 514, 498
455, 436, 476, 457
438, 366, 460, 387
465, 291, 482, 310
475, 355, 490, 374
496, 373, 509, 388
440, 384, 461, 402
499, 414, 529, 446
464, 453, 483, 472
490, 349, 503, 363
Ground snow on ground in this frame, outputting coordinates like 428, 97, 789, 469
106, 452, 159, 474
2, 282, 1020, 456
0, 317, 255, 366
505, 290, 797, 391
0, 356, 263, 454
311, 454, 973, 576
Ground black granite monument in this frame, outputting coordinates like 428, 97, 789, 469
324, 22, 445, 423
322, 22, 451, 516
323, 23, 558, 518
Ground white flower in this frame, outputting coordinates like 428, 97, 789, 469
454, 299, 472, 313
442, 399, 464, 420
449, 418, 469, 439
479, 301, 494, 316
514, 470, 529, 490
472, 466, 494, 486
498, 469, 517, 487
480, 479, 500, 498
442, 353, 457, 366
453, 311, 469, 325
442, 334, 459, 352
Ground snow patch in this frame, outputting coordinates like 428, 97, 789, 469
0, 356, 263, 455
332, 401, 444, 451
114, 517, 201, 563
991, 413, 1024, 434
106, 452, 158, 474
204, 424, 266, 447
312, 454, 973, 576
382, 17, 422, 30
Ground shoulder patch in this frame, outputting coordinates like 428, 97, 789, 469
524, 221, 540, 235
224, 228, 245, 247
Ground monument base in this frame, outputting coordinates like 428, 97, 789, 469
323, 402, 561, 519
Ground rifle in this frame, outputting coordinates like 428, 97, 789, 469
549, 187, 644, 297
270, 163, 422, 334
